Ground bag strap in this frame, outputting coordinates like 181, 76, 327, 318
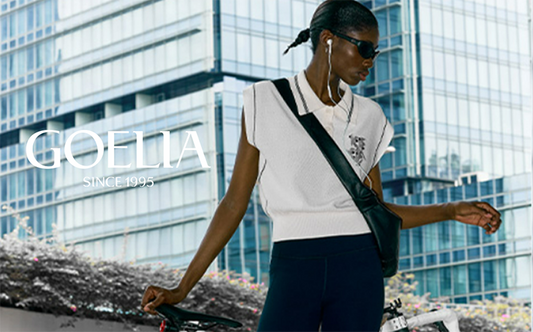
271, 78, 380, 210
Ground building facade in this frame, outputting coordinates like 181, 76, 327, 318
397, 173, 531, 303
1, 0, 221, 271
0, 0, 531, 303
355, 0, 531, 304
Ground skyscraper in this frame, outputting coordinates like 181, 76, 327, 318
354, 0, 531, 304
0, 0, 530, 305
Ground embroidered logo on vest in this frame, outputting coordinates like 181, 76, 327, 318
347, 134, 366, 165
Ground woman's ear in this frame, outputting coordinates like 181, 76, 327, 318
319, 29, 335, 49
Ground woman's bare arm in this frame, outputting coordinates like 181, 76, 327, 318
365, 164, 500, 233
172, 108, 259, 295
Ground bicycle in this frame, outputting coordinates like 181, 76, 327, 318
153, 297, 459, 332
380, 298, 461, 332
154, 303, 243, 332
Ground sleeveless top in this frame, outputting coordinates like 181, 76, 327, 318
242, 69, 394, 242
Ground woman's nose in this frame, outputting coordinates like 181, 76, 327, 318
363, 59, 374, 70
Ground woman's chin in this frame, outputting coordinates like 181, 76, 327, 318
344, 77, 360, 86
351, 78, 361, 86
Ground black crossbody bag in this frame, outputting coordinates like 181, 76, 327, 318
271, 78, 403, 278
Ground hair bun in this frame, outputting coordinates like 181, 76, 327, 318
299, 28, 311, 41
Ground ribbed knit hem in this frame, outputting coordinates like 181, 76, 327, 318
271, 210, 372, 243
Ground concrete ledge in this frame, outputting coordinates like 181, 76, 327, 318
0, 306, 155, 332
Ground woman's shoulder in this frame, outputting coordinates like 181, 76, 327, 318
243, 79, 275, 92
242, 80, 278, 109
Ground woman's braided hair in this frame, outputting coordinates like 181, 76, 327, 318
283, 0, 378, 56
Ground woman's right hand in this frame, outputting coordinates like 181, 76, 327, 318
141, 285, 187, 315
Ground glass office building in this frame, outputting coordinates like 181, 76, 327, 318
0, 0, 220, 272
356, 0, 532, 304
1, 0, 531, 303
396, 173, 531, 303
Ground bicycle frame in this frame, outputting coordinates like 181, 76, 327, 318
155, 303, 243, 332
379, 298, 460, 332
380, 309, 460, 332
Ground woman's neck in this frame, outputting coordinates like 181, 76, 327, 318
305, 60, 344, 106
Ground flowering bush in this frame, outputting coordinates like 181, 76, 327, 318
0, 204, 266, 331
1, 204, 530, 331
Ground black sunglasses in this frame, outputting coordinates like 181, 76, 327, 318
331, 30, 380, 60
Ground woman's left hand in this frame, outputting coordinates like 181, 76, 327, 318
447, 201, 502, 235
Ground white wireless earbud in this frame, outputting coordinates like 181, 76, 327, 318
325, 39, 332, 53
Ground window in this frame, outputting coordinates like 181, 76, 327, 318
8, 93, 15, 117
54, 78, 60, 103
483, 260, 497, 291
453, 265, 467, 294
35, 83, 42, 109
377, 52, 389, 82
26, 87, 34, 113
412, 227, 423, 254
9, 13, 16, 39
9, 53, 16, 78
392, 94, 405, 121
17, 89, 24, 115
424, 223, 438, 252
27, 5, 34, 31
17, 171, 25, 198
468, 262, 482, 292
44, 0, 52, 26
426, 254, 437, 266
35, 2, 43, 28
400, 230, 409, 256
44, 39, 52, 67
1, 56, 7, 81
376, 9, 388, 36
499, 258, 513, 289
427, 269, 438, 297
467, 225, 480, 245
431, 6, 443, 36
44, 80, 52, 106
36, 43, 43, 69
172, 224, 184, 254
467, 247, 480, 259
0, 97, 5, 120
453, 249, 465, 262
393, 137, 406, 166
439, 252, 450, 264
27, 46, 34, 71
438, 221, 451, 250
1, 16, 7, 42
264, 0, 277, 23
45, 206, 53, 234
440, 267, 452, 296
391, 49, 403, 78
17, 9, 25, 35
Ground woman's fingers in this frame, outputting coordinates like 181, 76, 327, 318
144, 292, 164, 315
141, 286, 155, 309
474, 201, 502, 230
141, 286, 163, 315
474, 201, 501, 219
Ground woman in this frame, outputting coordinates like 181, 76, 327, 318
141, 1, 502, 331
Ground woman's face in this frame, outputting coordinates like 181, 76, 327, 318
327, 28, 380, 86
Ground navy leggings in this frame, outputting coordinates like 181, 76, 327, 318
257, 233, 385, 332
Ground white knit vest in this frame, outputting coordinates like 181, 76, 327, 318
242, 69, 394, 242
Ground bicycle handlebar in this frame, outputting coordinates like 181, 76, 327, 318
407, 309, 460, 332
154, 303, 243, 332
